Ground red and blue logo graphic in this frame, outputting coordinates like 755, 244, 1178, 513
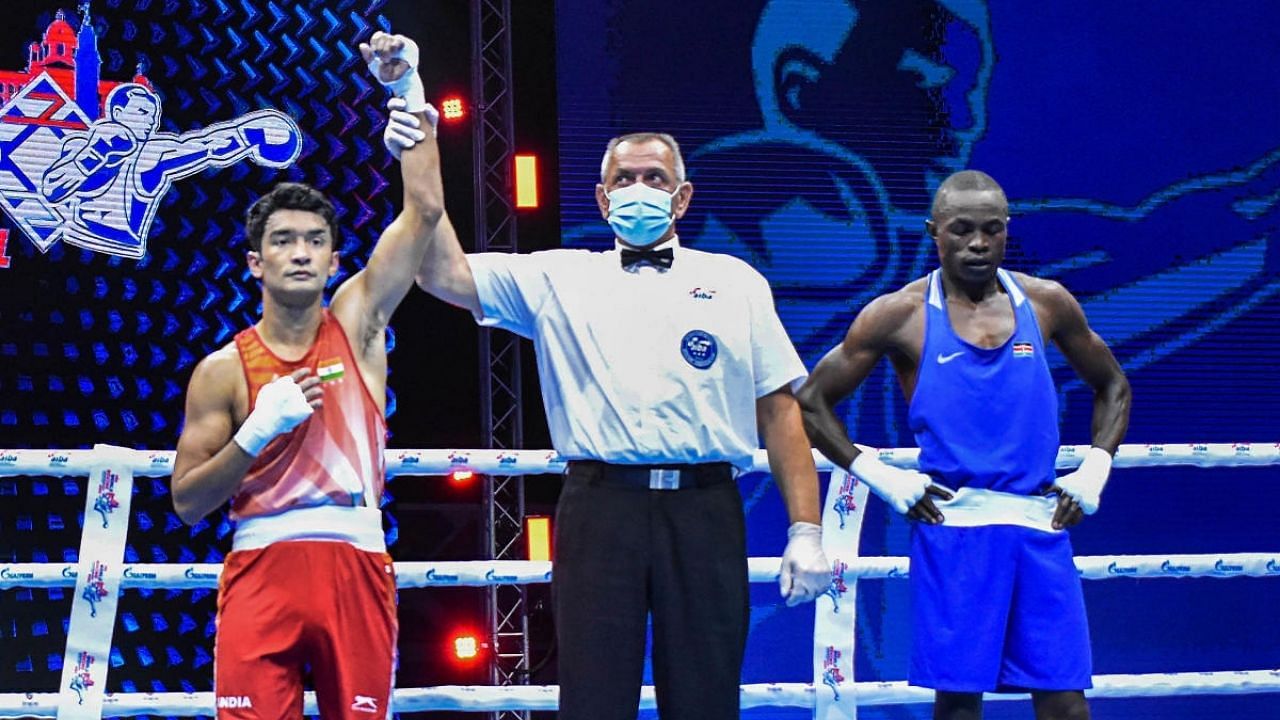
81, 560, 109, 617
823, 559, 849, 612
92, 468, 119, 528
833, 472, 859, 529
0, 7, 300, 261
69, 651, 95, 704
821, 646, 845, 700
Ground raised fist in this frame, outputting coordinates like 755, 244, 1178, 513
359, 31, 429, 113
360, 32, 418, 85
239, 110, 302, 167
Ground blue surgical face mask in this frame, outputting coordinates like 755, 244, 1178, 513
606, 182, 680, 247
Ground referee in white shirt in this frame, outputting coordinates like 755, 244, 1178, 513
407, 129, 831, 720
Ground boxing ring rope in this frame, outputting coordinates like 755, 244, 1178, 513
5, 669, 1280, 716
3, 552, 1280, 591
3, 441, 1278, 477
1, 443, 1278, 717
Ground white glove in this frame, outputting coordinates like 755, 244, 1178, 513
1052, 446, 1112, 515
848, 447, 932, 515
232, 376, 314, 457
779, 522, 831, 607
365, 31, 429, 113
383, 97, 437, 159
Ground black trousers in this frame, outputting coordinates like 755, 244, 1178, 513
553, 467, 749, 720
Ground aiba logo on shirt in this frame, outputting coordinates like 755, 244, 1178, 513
680, 330, 718, 369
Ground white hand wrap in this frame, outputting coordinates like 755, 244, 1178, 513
366, 32, 429, 113
232, 376, 314, 457
383, 97, 437, 159
1054, 446, 1112, 515
779, 521, 830, 607
848, 446, 932, 515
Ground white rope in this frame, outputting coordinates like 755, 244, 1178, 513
1, 442, 1277, 478
2, 669, 1277, 717
3, 553, 1277, 590
2, 444, 1276, 717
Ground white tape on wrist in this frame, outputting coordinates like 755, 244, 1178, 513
397, 74, 430, 114
367, 35, 430, 113
1058, 446, 1113, 514
1080, 446, 1114, 476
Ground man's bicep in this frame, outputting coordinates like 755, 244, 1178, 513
1058, 325, 1124, 390
1049, 287, 1124, 388
467, 252, 550, 337
755, 385, 796, 425
416, 213, 480, 312
337, 214, 424, 330
173, 361, 236, 477
811, 298, 898, 393
805, 330, 884, 405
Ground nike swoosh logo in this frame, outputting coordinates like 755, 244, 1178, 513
936, 351, 965, 364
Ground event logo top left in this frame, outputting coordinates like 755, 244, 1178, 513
0, 6, 301, 262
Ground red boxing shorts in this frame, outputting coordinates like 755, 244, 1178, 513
213, 540, 397, 719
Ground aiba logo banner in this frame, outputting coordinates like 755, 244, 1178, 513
0, 7, 300, 261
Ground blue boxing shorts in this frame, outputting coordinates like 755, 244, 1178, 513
908, 523, 1092, 692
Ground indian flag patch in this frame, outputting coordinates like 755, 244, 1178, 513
1012, 342, 1034, 358
317, 358, 345, 382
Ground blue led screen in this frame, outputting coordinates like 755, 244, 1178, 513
556, 2, 1280, 718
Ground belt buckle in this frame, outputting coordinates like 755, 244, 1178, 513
649, 468, 680, 490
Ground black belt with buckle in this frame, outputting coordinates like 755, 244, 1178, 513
566, 460, 734, 490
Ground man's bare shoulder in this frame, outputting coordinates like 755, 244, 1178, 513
1010, 271, 1077, 311
189, 341, 244, 392
848, 278, 927, 348
864, 278, 928, 322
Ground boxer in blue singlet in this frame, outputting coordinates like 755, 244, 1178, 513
798, 170, 1131, 720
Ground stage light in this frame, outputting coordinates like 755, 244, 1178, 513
526, 515, 551, 561
514, 154, 539, 208
453, 634, 479, 660
449, 470, 474, 484
441, 96, 465, 121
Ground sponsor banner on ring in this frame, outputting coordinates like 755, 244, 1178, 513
58, 445, 135, 720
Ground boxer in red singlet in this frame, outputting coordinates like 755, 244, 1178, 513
171, 32, 443, 720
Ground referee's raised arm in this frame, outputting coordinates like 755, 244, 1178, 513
413, 210, 480, 315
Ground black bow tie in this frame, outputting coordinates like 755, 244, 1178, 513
620, 247, 674, 270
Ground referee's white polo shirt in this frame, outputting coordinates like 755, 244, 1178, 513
466, 237, 807, 471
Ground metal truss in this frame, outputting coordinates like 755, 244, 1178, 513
471, 0, 528, 718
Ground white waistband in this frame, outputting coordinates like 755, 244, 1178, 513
935, 486, 1060, 533
232, 505, 386, 553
